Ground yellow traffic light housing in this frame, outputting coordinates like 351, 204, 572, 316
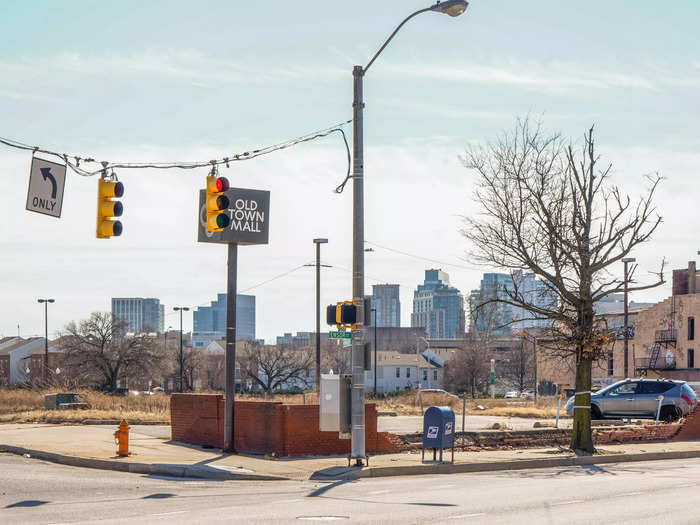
206, 174, 231, 232
326, 301, 357, 329
96, 177, 123, 239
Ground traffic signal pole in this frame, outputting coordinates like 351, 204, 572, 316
351, 65, 366, 465
224, 242, 238, 453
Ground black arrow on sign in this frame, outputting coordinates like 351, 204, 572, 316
40, 167, 57, 199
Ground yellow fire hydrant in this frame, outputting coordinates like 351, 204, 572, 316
114, 419, 130, 457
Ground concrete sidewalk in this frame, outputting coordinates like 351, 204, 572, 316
2, 423, 700, 482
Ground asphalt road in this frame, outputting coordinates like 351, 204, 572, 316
2, 453, 700, 524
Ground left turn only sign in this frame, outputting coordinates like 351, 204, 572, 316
26, 157, 67, 218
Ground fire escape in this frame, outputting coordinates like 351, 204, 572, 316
636, 299, 678, 376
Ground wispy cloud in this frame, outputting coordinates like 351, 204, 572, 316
382, 58, 700, 92
0, 49, 346, 86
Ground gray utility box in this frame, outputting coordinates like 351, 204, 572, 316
422, 406, 455, 463
319, 373, 351, 436
45, 393, 89, 410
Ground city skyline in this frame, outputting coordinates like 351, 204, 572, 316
2, 1, 698, 342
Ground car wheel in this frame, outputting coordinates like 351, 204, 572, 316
660, 406, 681, 423
591, 405, 602, 420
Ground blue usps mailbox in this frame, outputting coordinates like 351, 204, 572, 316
422, 406, 455, 463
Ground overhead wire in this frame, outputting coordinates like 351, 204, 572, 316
0, 119, 352, 178
364, 240, 480, 271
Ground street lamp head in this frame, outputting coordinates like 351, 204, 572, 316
48, 299, 55, 303
622, 257, 636, 263
183, 307, 190, 312
431, 0, 468, 17
313, 238, 328, 244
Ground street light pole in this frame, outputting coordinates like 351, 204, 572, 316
349, 0, 468, 467
313, 238, 328, 392
37, 298, 55, 381
173, 307, 190, 392
622, 257, 636, 378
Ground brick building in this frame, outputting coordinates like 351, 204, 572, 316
536, 261, 700, 393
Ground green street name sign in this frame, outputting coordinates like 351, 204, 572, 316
489, 371, 496, 385
329, 330, 352, 339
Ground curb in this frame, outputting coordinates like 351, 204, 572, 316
315, 449, 700, 480
0, 444, 289, 482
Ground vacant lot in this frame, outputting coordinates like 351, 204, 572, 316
0, 389, 169, 423
0, 389, 561, 423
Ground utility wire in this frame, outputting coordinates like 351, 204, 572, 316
163, 261, 315, 317
0, 120, 352, 178
364, 240, 479, 271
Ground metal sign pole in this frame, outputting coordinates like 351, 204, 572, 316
224, 242, 238, 452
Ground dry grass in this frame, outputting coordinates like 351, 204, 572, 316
0, 388, 563, 424
0, 389, 169, 423
238, 391, 562, 418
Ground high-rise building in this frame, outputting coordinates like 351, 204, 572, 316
371, 284, 401, 327
111, 298, 164, 334
411, 269, 465, 339
469, 271, 557, 334
192, 294, 255, 347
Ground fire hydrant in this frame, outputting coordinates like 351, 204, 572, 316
114, 420, 130, 457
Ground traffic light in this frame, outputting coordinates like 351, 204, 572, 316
96, 177, 123, 239
326, 302, 357, 328
206, 175, 230, 232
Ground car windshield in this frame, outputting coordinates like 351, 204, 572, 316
596, 382, 623, 396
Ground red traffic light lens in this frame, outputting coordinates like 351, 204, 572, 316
113, 181, 124, 198
215, 177, 229, 192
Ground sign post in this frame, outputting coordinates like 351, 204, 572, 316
198, 186, 270, 453
490, 359, 496, 399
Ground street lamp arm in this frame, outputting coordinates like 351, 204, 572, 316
363, 1, 467, 73
364, 7, 433, 73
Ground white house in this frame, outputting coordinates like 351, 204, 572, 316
365, 351, 443, 393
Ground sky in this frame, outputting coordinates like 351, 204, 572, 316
1, 1, 699, 342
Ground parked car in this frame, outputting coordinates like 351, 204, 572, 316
520, 391, 535, 399
565, 378, 696, 422
504, 391, 520, 398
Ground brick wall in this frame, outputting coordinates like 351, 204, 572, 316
674, 405, 700, 441
170, 394, 401, 456
595, 423, 681, 444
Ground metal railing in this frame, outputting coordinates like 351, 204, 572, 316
654, 329, 677, 343
635, 357, 676, 370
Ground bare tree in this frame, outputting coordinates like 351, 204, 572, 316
58, 312, 165, 392
462, 119, 664, 454
501, 339, 535, 394
443, 333, 490, 397
321, 340, 351, 375
239, 343, 314, 393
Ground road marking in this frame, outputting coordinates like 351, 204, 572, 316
551, 500, 583, 506
449, 513, 485, 519
368, 490, 391, 495
152, 511, 186, 516
619, 491, 643, 496
433, 484, 456, 489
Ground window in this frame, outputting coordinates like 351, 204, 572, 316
607, 382, 638, 396
396, 367, 400, 378
638, 382, 674, 395
423, 370, 427, 381
406, 368, 411, 378
607, 352, 614, 377
689, 349, 695, 369
689, 318, 695, 341
433, 369, 438, 381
